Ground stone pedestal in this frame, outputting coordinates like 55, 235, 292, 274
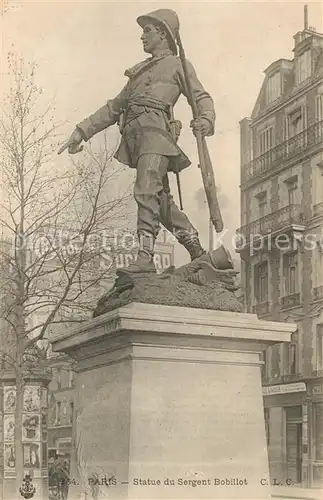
52, 303, 296, 500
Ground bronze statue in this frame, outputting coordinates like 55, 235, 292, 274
59, 9, 230, 275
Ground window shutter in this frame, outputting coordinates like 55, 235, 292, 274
283, 255, 289, 289
301, 104, 307, 131
254, 267, 259, 301
269, 127, 273, 148
315, 95, 323, 123
283, 115, 289, 141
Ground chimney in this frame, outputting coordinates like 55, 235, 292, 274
304, 4, 308, 30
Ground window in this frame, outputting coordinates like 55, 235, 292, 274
289, 343, 297, 375
288, 184, 297, 205
283, 252, 299, 296
315, 95, 323, 123
59, 400, 69, 425
259, 127, 274, 155
56, 368, 61, 390
69, 402, 74, 424
62, 400, 68, 416
286, 331, 298, 375
283, 106, 307, 155
267, 72, 281, 103
55, 401, 61, 425
271, 344, 280, 378
314, 248, 323, 289
288, 107, 306, 137
284, 177, 298, 206
254, 261, 268, 303
68, 370, 74, 388
314, 403, 323, 461
282, 331, 298, 376
315, 95, 323, 141
296, 49, 312, 83
316, 324, 323, 371
257, 191, 267, 219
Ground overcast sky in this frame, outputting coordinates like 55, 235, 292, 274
1, 0, 322, 265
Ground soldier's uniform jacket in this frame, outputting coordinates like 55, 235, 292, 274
77, 50, 215, 172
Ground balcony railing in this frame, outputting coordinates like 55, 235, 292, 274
263, 370, 323, 385
280, 373, 303, 383
242, 120, 323, 183
252, 302, 270, 316
238, 204, 305, 244
281, 292, 301, 309
262, 373, 303, 385
313, 285, 323, 301
313, 202, 323, 217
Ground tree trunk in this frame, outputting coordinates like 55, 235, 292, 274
15, 349, 25, 495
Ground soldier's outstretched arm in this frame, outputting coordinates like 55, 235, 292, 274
177, 60, 215, 137
58, 84, 129, 155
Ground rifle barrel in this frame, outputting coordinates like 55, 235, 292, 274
175, 29, 224, 233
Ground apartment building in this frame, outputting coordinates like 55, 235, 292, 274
237, 8, 323, 488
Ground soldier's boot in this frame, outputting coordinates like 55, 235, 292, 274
180, 235, 234, 269
120, 231, 156, 274
179, 235, 207, 261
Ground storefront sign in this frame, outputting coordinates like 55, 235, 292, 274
114, 251, 172, 271
263, 382, 306, 396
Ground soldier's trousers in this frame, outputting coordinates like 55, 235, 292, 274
133, 153, 198, 245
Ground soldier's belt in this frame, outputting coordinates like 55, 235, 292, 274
127, 98, 171, 113
119, 98, 182, 140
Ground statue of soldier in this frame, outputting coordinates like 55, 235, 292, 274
59, 9, 216, 274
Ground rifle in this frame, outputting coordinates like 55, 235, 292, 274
175, 30, 224, 233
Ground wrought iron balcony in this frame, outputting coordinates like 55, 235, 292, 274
262, 373, 303, 385
252, 302, 270, 316
313, 202, 323, 217
237, 204, 305, 247
242, 120, 323, 183
280, 373, 303, 383
281, 292, 301, 309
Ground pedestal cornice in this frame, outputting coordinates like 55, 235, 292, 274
51, 303, 296, 373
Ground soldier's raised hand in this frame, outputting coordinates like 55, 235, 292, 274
58, 128, 84, 155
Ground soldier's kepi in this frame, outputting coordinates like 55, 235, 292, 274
58, 9, 230, 274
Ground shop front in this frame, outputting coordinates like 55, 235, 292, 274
306, 378, 323, 487
263, 379, 323, 488
263, 382, 308, 486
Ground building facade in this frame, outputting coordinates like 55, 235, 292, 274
238, 11, 323, 488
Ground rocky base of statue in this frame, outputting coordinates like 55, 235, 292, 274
93, 246, 242, 317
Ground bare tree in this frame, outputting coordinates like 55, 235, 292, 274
0, 54, 132, 491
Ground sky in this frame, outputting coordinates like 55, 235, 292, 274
1, 0, 322, 266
